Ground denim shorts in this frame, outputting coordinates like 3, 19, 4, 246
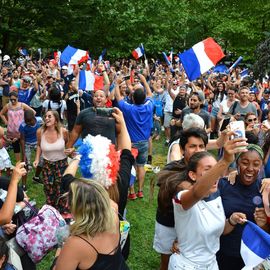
132, 140, 149, 167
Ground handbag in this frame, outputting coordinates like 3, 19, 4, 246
15, 204, 66, 263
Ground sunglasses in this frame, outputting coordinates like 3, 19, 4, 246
247, 118, 257, 122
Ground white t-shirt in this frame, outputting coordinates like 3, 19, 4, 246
42, 100, 67, 120
172, 190, 225, 265
164, 89, 179, 113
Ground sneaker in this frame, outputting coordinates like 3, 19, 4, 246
32, 176, 43, 185
128, 193, 137, 200
137, 191, 144, 198
22, 185, 27, 192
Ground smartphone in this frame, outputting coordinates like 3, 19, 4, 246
123, 75, 130, 81
229, 121, 246, 140
220, 118, 231, 132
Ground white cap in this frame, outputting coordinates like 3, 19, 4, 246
3, 55, 10, 61
61, 65, 68, 70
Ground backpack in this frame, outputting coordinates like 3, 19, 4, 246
48, 101, 63, 121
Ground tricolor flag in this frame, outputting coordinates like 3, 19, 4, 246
98, 49, 107, 63
227, 56, 243, 73
240, 68, 249, 79
179, 37, 225, 81
132, 45, 144, 60
54, 51, 61, 60
18, 47, 28, 56
79, 70, 104, 91
162, 52, 174, 72
60, 45, 89, 66
240, 221, 270, 269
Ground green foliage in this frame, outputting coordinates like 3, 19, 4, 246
1, 0, 270, 60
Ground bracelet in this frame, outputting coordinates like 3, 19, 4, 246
228, 215, 237, 226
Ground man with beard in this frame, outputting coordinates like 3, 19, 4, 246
181, 91, 211, 130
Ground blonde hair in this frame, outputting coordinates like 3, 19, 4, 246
69, 179, 115, 238
41, 110, 62, 134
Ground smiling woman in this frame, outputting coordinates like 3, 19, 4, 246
217, 144, 269, 270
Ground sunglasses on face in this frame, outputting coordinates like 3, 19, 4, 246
247, 118, 257, 122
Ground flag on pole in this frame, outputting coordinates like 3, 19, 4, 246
79, 70, 104, 91
98, 49, 107, 63
18, 47, 28, 56
240, 68, 249, 79
226, 56, 243, 73
60, 45, 89, 66
132, 45, 144, 60
179, 37, 225, 81
162, 52, 174, 72
240, 221, 270, 269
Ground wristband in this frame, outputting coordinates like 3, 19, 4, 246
228, 216, 237, 226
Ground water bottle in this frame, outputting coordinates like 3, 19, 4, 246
56, 220, 70, 247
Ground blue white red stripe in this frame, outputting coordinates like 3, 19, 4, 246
79, 70, 104, 91
179, 37, 225, 81
132, 45, 144, 60
60, 45, 89, 65
241, 221, 270, 269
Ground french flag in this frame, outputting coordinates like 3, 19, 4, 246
162, 52, 174, 72
60, 45, 89, 65
240, 68, 249, 79
179, 37, 225, 81
132, 45, 144, 60
18, 47, 28, 56
240, 221, 270, 269
79, 70, 104, 91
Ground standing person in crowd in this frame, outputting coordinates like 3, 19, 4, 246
217, 86, 237, 128
0, 91, 35, 162
33, 110, 68, 213
181, 91, 211, 132
168, 135, 248, 270
55, 180, 129, 270
115, 73, 153, 199
17, 75, 38, 105
0, 67, 11, 107
209, 82, 227, 136
217, 144, 270, 269
64, 79, 81, 132
154, 128, 208, 270
67, 89, 116, 147
228, 86, 257, 121
19, 110, 43, 190
163, 80, 178, 146
43, 84, 67, 122
168, 83, 188, 140
0, 126, 12, 177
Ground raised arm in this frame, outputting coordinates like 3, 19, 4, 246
138, 73, 152, 97
0, 162, 27, 225
180, 134, 248, 210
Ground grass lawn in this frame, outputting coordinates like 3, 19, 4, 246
7, 134, 168, 270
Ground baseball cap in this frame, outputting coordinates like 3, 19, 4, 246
196, 90, 205, 103
22, 76, 31, 83
61, 65, 68, 70
3, 55, 10, 61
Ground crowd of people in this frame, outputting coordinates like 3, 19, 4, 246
0, 51, 269, 270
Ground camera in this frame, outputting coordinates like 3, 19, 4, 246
95, 108, 114, 117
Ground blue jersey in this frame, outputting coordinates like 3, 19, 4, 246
19, 117, 43, 144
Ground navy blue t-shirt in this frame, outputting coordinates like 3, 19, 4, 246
218, 177, 262, 257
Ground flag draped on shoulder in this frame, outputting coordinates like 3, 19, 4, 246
60, 45, 89, 66
179, 37, 225, 81
79, 70, 104, 91
240, 221, 270, 269
132, 45, 144, 60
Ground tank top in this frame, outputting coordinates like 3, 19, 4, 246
76, 235, 129, 270
7, 103, 24, 139
40, 129, 66, 162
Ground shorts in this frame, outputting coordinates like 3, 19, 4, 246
12, 139, 20, 154
164, 112, 173, 128
153, 221, 177, 255
25, 144, 43, 167
169, 253, 218, 270
132, 140, 148, 167
211, 107, 219, 118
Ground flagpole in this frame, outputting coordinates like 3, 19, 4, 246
141, 43, 149, 73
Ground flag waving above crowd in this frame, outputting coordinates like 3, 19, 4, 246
179, 37, 225, 81
60, 45, 89, 65
132, 45, 145, 60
